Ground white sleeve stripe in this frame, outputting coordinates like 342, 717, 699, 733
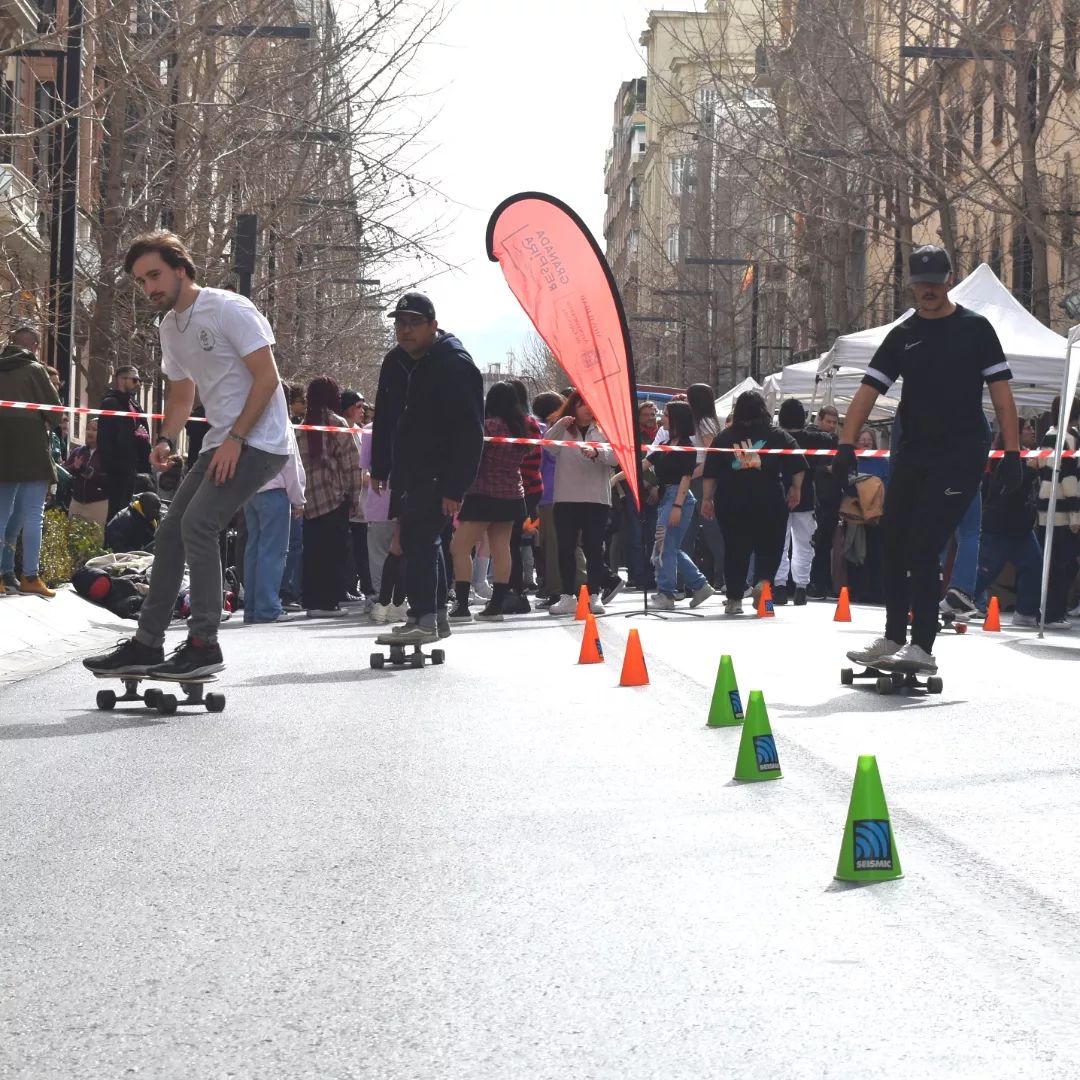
981, 361, 1011, 377
864, 366, 894, 389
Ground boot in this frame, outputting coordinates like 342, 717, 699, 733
19, 575, 56, 598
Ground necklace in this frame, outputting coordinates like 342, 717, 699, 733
175, 289, 201, 334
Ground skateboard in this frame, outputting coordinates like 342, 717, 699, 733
369, 634, 445, 670
840, 664, 943, 695
93, 673, 226, 715
939, 611, 967, 634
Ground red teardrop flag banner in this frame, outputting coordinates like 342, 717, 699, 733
486, 192, 642, 511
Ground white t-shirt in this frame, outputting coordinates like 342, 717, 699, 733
159, 288, 291, 456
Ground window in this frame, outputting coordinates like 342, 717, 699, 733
628, 229, 639, 257
992, 61, 1005, 143
1067, 2, 1079, 75
669, 156, 695, 196
665, 224, 680, 263
628, 178, 639, 210
696, 85, 719, 122
629, 123, 646, 159
0, 81, 14, 165
972, 76, 985, 157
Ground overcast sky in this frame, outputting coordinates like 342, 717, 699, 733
395, 0, 657, 372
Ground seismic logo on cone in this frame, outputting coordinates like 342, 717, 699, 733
853, 819, 893, 872
754, 735, 779, 773
729, 689, 744, 720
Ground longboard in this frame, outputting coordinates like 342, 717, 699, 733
93, 672, 225, 714
840, 664, 943, 696
370, 634, 445, 670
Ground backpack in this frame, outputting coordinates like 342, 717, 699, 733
839, 474, 886, 525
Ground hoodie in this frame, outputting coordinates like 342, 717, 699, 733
388, 330, 485, 502
97, 385, 150, 475
370, 345, 418, 484
0, 346, 60, 483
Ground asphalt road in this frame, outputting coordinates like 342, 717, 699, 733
3, 594, 1080, 1079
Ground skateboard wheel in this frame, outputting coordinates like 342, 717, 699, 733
96, 689, 116, 711
144, 688, 160, 708
205, 692, 226, 713
157, 693, 178, 715
926, 676, 944, 694
840, 667, 854, 685
876, 676, 894, 695
370, 653, 385, 669
410, 652, 424, 668
892, 672, 907, 687
956, 623, 967, 634
431, 649, 445, 666
390, 648, 405, 665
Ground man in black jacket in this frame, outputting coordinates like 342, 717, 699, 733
98, 365, 150, 520
373, 292, 484, 644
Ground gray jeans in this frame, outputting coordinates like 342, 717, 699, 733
135, 446, 288, 647
366, 520, 395, 598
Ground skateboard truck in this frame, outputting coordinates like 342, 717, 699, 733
93, 673, 226, 715
370, 634, 445, 670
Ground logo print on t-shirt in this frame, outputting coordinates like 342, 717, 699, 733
904, 341, 921, 350
198, 328, 215, 352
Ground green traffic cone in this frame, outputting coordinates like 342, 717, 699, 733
732, 690, 781, 782
707, 654, 744, 728
834, 756, 903, 882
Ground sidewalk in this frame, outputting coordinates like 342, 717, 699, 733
0, 586, 130, 687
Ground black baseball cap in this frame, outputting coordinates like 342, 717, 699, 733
340, 390, 364, 411
909, 245, 952, 285
389, 292, 435, 320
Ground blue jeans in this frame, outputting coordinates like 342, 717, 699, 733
657, 488, 706, 597
942, 491, 981, 595
281, 512, 303, 602
0, 481, 48, 577
974, 529, 1042, 617
243, 488, 291, 621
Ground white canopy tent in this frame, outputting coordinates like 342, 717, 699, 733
816, 263, 1069, 410
768, 355, 899, 419
713, 376, 762, 418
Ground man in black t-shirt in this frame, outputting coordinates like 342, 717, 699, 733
836, 245, 1023, 674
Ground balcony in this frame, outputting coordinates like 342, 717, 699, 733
0, 0, 39, 39
0, 163, 47, 274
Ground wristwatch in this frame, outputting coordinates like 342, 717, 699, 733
156, 435, 175, 452
227, 432, 247, 446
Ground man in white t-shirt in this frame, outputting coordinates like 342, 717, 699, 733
85, 231, 291, 680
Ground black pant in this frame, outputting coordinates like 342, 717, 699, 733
346, 521, 372, 596
106, 469, 136, 523
720, 498, 788, 600
810, 495, 841, 592
302, 501, 350, 610
882, 452, 984, 651
1044, 526, 1080, 623
509, 492, 541, 592
554, 501, 610, 596
399, 483, 450, 618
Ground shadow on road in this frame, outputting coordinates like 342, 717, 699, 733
1002, 638, 1080, 661
0, 712, 166, 739
240, 668, 393, 687
770, 692, 963, 716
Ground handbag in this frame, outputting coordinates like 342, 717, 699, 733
839, 474, 885, 525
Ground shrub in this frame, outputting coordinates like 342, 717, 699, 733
39, 509, 107, 586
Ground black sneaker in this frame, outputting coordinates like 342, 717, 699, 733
1, 570, 17, 590
83, 637, 164, 675
502, 591, 532, 615
448, 604, 473, 623
602, 575, 626, 605
773, 586, 789, 606
805, 584, 826, 600
793, 587, 808, 606
148, 637, 224, 680
475, 602, 504, 622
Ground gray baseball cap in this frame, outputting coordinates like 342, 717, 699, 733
909, 245, 952, 285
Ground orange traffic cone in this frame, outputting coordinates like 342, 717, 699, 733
578, 612, 604, 664
833, 586, 852, 622
574, 584, 590, 621
983, 595, 1001, 632
756, 582, 775, 618
619, 628, 649, 686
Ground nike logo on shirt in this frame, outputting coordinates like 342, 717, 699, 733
905, 341, 922, 350
944, 488, 962, 495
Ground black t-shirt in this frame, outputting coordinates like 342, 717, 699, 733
862, 304, 1011, 452
647, 445, 695, 495
703, 423, 806, 515
788, 427, 835, 511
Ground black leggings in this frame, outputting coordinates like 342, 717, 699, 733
302, 501, 350, 610
378, 551, 408, 607
554, 501, 610, 597
509, 492, 541, 592
882, 453, 984, 651
720, 499, 788, 600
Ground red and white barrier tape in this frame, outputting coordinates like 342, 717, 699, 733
0, 398, 1062, 457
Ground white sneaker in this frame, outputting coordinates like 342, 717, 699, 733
879, 642, 937, 673
369, 602, 390, 624
1068, 603, 1080, 620
387, 603, 409, 621
472, 581, 493, 601
650, 592, 676, 610
1045, 618, 1072, 631
847, 636, 905, 666
589, 595, 605, 616
724, 598, 744, 615
548, 594, 576, 616
689, 582, 715, 608
1011, 612, 1038, 628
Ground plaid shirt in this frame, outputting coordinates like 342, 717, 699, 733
520, 415, 543, 498
467, 417, 529, 500
296, 412, 364, 519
